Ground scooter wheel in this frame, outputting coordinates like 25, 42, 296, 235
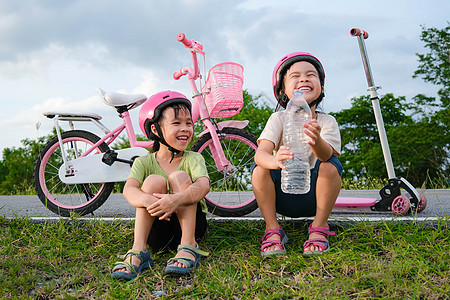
391, 195, 411, 216
415, 195, 427, 213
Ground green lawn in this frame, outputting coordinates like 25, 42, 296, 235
1, 216, 448, 299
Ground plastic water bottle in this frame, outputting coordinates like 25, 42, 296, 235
281, 90, 312, 194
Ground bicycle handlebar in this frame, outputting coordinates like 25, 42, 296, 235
177, 32, 192, 47
173, 69, 186, 80
350, 28, 369, 39
173, 32, 203, 81
176, 32, 205, 54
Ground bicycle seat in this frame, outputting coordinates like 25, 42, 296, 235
97, 88, 147, 110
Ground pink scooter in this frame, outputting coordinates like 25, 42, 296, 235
334, 28, 427, 216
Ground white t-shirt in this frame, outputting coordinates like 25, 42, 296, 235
258, 111, 341, 168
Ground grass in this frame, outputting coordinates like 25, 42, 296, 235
341, 176, 387, 190
0, 216, 449, 299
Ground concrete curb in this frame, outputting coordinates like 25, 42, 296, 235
19, 215, 448, 227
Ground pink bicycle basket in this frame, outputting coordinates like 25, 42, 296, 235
202, 62, 244, 118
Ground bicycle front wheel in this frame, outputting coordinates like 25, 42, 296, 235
33, 130, 115, 216
191, 127, 258, 217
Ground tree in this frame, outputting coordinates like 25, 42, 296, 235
331, 94, 410, 181
412, 24, 450, 185
413, 23, 450, 108
0, 136, 48, 195
331, 93, 448, 187
222, 89, 272, 138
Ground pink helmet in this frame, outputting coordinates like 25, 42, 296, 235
139, 90, 191, 139
272, 52, 325, 108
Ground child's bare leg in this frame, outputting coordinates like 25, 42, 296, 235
306, 162, 341, 252
118, 175, 166, 272
252, 165, 281, 252
167, 171, 198, 268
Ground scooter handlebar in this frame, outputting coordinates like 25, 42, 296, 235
350, 28, 369, 39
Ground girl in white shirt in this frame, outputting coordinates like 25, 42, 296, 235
252, 52, 342, 256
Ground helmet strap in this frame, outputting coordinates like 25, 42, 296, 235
152, 123, 182, 163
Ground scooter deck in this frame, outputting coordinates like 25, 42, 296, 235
334, 197, 376, 207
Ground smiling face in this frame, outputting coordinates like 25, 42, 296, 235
283, 61, 323, 105
152, 106, 193, 151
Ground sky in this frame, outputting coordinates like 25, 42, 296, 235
0, 0, 448, 159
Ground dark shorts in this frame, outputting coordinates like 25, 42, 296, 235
147, 202, 207, 252
252, 155, 343, 218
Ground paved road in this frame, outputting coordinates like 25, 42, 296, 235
1, 189, 448, 222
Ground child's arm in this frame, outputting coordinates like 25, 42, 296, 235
303, 119, 337, 161
123, 178, 159, 208
255, 139, 293, 170
176, 176, 210, 206
147, 176, 210, 221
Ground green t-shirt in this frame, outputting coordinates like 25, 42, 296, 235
128, 151, 209, 212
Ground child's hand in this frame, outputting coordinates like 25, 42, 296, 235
147, 193, 180, 221
303, 119, 321, 146
275, 145, 293, 169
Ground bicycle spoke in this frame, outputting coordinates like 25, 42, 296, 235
46, 177, 63, 194
34, 131, 114, 216
190, 128, 258, 216
44, 170, 59, 177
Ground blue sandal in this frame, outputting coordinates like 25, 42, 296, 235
111, 249, 154, 280
261, 227, 289, 256
303, 224, 336, 255
164, 244, 209, 275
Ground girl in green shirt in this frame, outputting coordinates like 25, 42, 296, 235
111, 91, 210, 280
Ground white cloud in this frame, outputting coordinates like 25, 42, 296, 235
0, 95, 105, 127
0, 41, 115, 81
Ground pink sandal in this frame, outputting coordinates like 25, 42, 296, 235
261, 227, 289, 256
303, 224, 335, 255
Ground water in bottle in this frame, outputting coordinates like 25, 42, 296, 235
281, 90, 312, 194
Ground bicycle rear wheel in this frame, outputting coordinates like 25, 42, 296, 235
191, 127, 258, 217
33, 130, 114, 216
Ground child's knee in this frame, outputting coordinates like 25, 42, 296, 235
142, 174, 166, 193
252, 166, 275, 192
252, 165, 269, 182
318, 161, 341, 178
168, 170, 191, 191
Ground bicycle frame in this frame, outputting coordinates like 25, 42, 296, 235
47, 32, 248, 181
46, 108, 153, 179
174, 33, 249, 173
35, 30, 258, 218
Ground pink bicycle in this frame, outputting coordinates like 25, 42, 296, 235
33, 33, 258, 217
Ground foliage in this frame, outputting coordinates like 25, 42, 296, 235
413, 23, 450, 108
223, 89, 273, 138
0, 136, 47, 195
331, 93, 449, 187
